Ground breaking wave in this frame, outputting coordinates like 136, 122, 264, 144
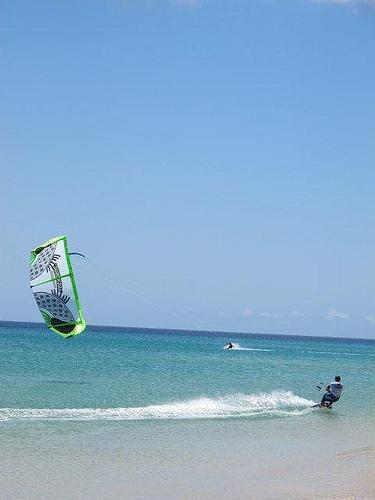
0, 391, 314, 422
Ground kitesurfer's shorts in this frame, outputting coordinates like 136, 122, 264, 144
322, 392, 340, 405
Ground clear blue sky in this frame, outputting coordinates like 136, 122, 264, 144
1, 0, 374, 338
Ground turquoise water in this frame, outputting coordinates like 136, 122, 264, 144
1, 323, 374, 499
0, 325, 375, 419
0, 322, 374, 419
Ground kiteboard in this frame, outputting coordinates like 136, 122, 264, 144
311, 403, 332, 410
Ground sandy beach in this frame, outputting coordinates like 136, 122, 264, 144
1, 418, 374, 499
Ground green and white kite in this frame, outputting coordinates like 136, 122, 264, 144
29, 236, 86, 338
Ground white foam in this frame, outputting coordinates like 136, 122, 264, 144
224, 343, 271, 352
0, 391, 315, 422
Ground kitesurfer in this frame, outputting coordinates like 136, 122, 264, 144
320, 375, 343, 408
226, 342, 234, 349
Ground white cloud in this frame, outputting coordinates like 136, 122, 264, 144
327, 308, 349, 320
240, 309, 278, 318
365, 315, 375, 323
171, 0, 202, 6
311, 0, 375, 7
119, 0, 203, 8
291, 310, 304, 317
241, 308, 254, 317
259, 312, 278, 318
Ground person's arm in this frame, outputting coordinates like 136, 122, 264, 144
326, 385, 330, 392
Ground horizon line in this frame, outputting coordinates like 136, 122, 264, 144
0, 319, 373, 343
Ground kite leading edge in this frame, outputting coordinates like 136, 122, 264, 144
29, 236, 86, 338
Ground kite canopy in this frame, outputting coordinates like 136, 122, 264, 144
29, 236, 86, 338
